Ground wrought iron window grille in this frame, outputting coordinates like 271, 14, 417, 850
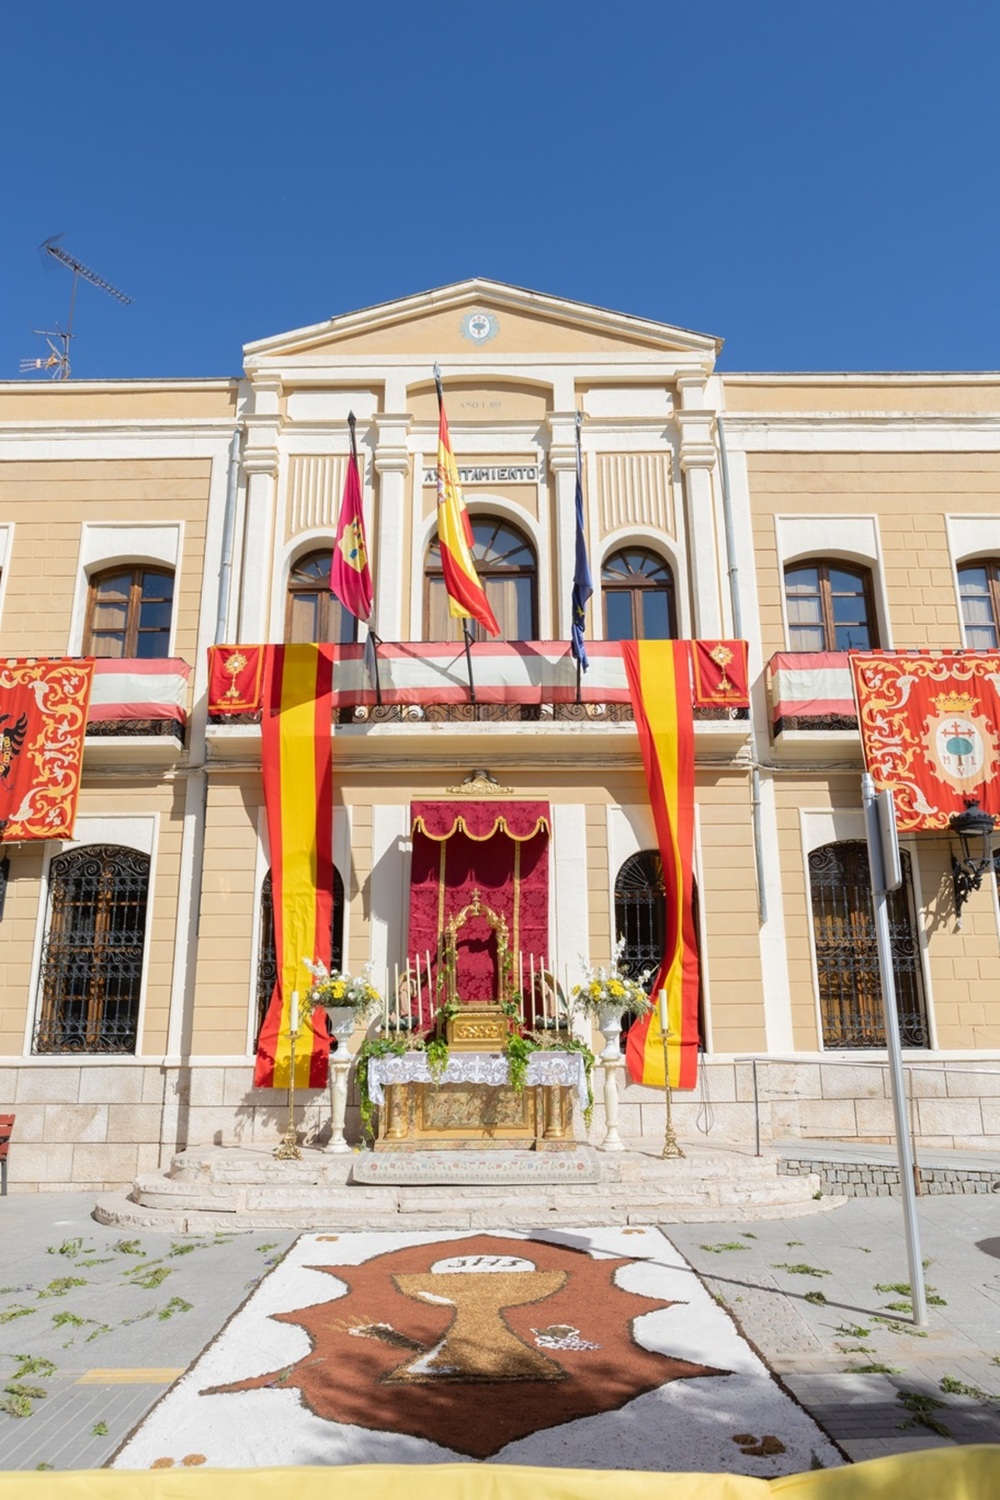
33, 845, 150, 1056
809, 841, 928, 1050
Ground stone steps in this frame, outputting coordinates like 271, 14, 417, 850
92, 1141, 844, 1232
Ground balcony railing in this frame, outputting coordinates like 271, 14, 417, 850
86, 658, 191, 742
767, 651, 859, 749
207, 641, 750, 728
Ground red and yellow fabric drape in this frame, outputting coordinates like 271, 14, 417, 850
622, 640, 699, 1089
254, 645, 334, 1090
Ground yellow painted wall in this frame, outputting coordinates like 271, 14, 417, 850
749, 451, 1000, 659
0, 458, 213, 660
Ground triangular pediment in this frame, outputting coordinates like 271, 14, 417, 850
244, 279, 721, 368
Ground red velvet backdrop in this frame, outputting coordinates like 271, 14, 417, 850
408, 802, 549, 1004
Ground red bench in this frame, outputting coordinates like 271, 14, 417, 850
0, 1115, 13, 1196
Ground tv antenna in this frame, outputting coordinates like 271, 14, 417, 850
20, 235, 133, 380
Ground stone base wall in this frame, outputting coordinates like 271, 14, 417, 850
3, 1054, 1000, 1190
779, 1157, 1000, 1197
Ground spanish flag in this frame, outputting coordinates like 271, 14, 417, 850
254, 644, 334, 1090
435, 371, 499, 636
622, 640, 700, 1089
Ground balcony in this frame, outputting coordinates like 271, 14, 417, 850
84, 658, 191, 765
206, 642, 751, 765
767, 651, 861, 759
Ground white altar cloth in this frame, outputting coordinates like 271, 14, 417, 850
366, 1050, 588, 1112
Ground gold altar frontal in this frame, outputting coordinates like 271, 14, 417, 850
374, 901, 575, 1151
374, 1080, 574, 1151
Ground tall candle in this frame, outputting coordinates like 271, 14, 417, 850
659, 987, 669, 1036
290, 990, 300, 1035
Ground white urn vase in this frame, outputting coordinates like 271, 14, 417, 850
327, 1007, 358, 1044
596, 1004, 624, 1062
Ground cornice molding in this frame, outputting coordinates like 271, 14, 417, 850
243, 278, 723, 364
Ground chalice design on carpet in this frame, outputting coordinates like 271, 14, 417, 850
207, 1234, 726, 1457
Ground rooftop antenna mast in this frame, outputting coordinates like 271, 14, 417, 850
20, 235, 133, 380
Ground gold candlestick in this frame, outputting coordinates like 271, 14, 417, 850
659, 1002, 684, 1159
274, 1022, 303, 1160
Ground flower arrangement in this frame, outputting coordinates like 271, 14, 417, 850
570, 939, 653, 1020
302, 958, 381, 1019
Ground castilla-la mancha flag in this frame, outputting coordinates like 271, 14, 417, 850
621, 640, 700, 1090
435, 375, 499, 636
851, 650, 1000, 831
254, 645, 334, 1090
330, 450, 374, 624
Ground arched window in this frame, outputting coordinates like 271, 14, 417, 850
784, 560, 878, 652
614, 851, 666, 982
285, 550, 357, 644
613, 850, 703, 1047
809, 840, 928, 1049
34, 845, 150, 1054
425, 516, 536, 642
602, 548, 677, 640
255, 867, 345, 1046
958, 560, 1000, 649
85, 566, 174, 658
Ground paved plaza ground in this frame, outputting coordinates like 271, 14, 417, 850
0, 1188, 999, 1473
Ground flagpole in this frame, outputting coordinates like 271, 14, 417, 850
574, 410, 585, 704
343, 408, 383, 709
435, 363, 479, 707
462, 620, 478, 705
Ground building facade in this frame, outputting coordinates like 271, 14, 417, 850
2, 278, 999, 1190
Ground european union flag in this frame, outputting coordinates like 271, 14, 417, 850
571, 422, 593, 670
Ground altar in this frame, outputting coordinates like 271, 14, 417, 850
367, 1050, 587, 1152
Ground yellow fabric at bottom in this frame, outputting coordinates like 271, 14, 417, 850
771, 1444, 1000, 1497
2, 1451, 999, 1500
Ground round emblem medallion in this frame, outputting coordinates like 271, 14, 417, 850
461, 310, 498, 344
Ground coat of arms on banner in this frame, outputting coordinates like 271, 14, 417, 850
850, 651, 1000, 831
922, 689, 999, 797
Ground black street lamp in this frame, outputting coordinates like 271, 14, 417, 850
949, 799, 997, 922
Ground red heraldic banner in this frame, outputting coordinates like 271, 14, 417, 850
622, 641, 699, 1089
691, 640, 750, 709
851, 650, 1000, 831
0, 659, 94, 841
254, 645, 334, 1090
208, 645, 265, 715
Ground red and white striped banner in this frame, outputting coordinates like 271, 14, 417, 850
88, 658, 190, 725
768, 652, 854, 723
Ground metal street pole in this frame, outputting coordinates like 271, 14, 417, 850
861, 772, 928, 1326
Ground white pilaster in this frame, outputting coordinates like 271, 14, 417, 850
547, 411, 579, 639
372, 413, 412, 642
238, 380, 281, 643
675, 375, 723, 638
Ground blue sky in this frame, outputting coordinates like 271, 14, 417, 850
3, 2, 998, 380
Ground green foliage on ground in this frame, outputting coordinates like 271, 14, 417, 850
897, 1389, 950, 1438
37, 1277, 88, 1299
